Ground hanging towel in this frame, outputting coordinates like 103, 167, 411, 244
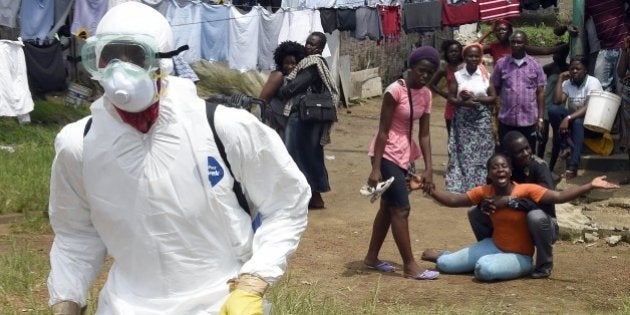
478, 0, 520, 22
0, 39, 34, 117
441, 0, 479, 27
402, 0, 442, 33
377, 4, 401, 43
23, 40, 67, 96
354, 7, 383, 41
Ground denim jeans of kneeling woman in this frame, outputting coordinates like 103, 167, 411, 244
436, 238, 533, 282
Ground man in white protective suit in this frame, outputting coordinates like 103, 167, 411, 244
47, 2, 309, 314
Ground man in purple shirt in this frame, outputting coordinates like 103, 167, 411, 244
491, 31, 546, 151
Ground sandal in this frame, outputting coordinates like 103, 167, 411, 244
360, 176, 395, 203
403, 269, 440, 280
365, 261, 395, 273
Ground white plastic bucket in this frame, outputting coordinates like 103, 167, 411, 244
583, 91, 621, 133
65, 83, 92, 108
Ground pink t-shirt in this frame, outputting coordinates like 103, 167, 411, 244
368, 80, 432, 169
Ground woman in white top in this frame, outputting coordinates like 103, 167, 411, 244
550, 56, 603, 179
445, 43, 497, 193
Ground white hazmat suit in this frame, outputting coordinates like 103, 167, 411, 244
47, 3, 310, 314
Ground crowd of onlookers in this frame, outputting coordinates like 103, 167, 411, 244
258, 0, 629, 284
356, 0, 628, 284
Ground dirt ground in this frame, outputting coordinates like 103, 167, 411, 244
286, 96, 630, 313
2, 96, 629, 313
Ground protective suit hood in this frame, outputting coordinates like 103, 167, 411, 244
95, 2, 173, 75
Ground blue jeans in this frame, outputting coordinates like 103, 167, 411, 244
548, 105, 602, 169
436, 238, 533, 281
594, 48, 621, 93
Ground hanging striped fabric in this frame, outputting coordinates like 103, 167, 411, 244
478, 0, 520, 21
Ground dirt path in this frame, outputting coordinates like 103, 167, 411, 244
287, 97, 630, 313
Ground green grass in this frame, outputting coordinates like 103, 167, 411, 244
0, 101, 88, 215
479, 23, 569, 47
0, 237, 50, 312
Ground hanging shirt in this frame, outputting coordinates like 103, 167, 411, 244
377, 4, 401, 42
167, 0, 202, 63
19, 0, 55, 41
109, 0, 168, 14
71, 0, 108, 37
442, 0, 479, 27
278, 9, 330, 57
228, 6, 261, 72
337, 8, 356, 31
478, 0, 520, 22
200, 3, 230, 63
0, 0, 21, 28
586, 0, 629, 49
319, 8, 337, 33
0, 39, 34, 117
402, 0, 442, 33
305, 0, 335, 9
23, 40, 68, 95
258, 8, 285, 71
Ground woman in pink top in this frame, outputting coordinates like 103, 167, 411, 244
363, 46, 440, 280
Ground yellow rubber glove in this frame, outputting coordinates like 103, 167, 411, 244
219, 289, 263, 315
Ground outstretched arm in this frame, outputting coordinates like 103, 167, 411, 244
526, 43, 569, 56
539, 176, 619, 204
408, 175, 473, 207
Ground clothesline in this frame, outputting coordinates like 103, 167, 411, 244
169, 2, 373, 27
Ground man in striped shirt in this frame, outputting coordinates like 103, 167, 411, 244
584, 0, 630, 92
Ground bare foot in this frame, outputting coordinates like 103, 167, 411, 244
421, 249, 445, 263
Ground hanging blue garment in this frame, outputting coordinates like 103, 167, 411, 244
19, 0, 55, 42
200, 3, 230, 63
167, 0, 203, 63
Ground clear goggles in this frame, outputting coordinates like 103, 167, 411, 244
81, 34, 161, 79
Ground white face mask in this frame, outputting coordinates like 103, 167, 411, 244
99, 60, 157, 113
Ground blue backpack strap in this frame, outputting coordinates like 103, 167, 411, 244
205, 101, 251, 216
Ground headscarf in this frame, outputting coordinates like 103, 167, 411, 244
493, 19, 513, 32
461, 42, 490, 80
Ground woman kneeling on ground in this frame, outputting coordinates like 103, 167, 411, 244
411, 153, 618, 282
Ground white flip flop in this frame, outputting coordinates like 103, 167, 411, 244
360, 176, 395, 203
